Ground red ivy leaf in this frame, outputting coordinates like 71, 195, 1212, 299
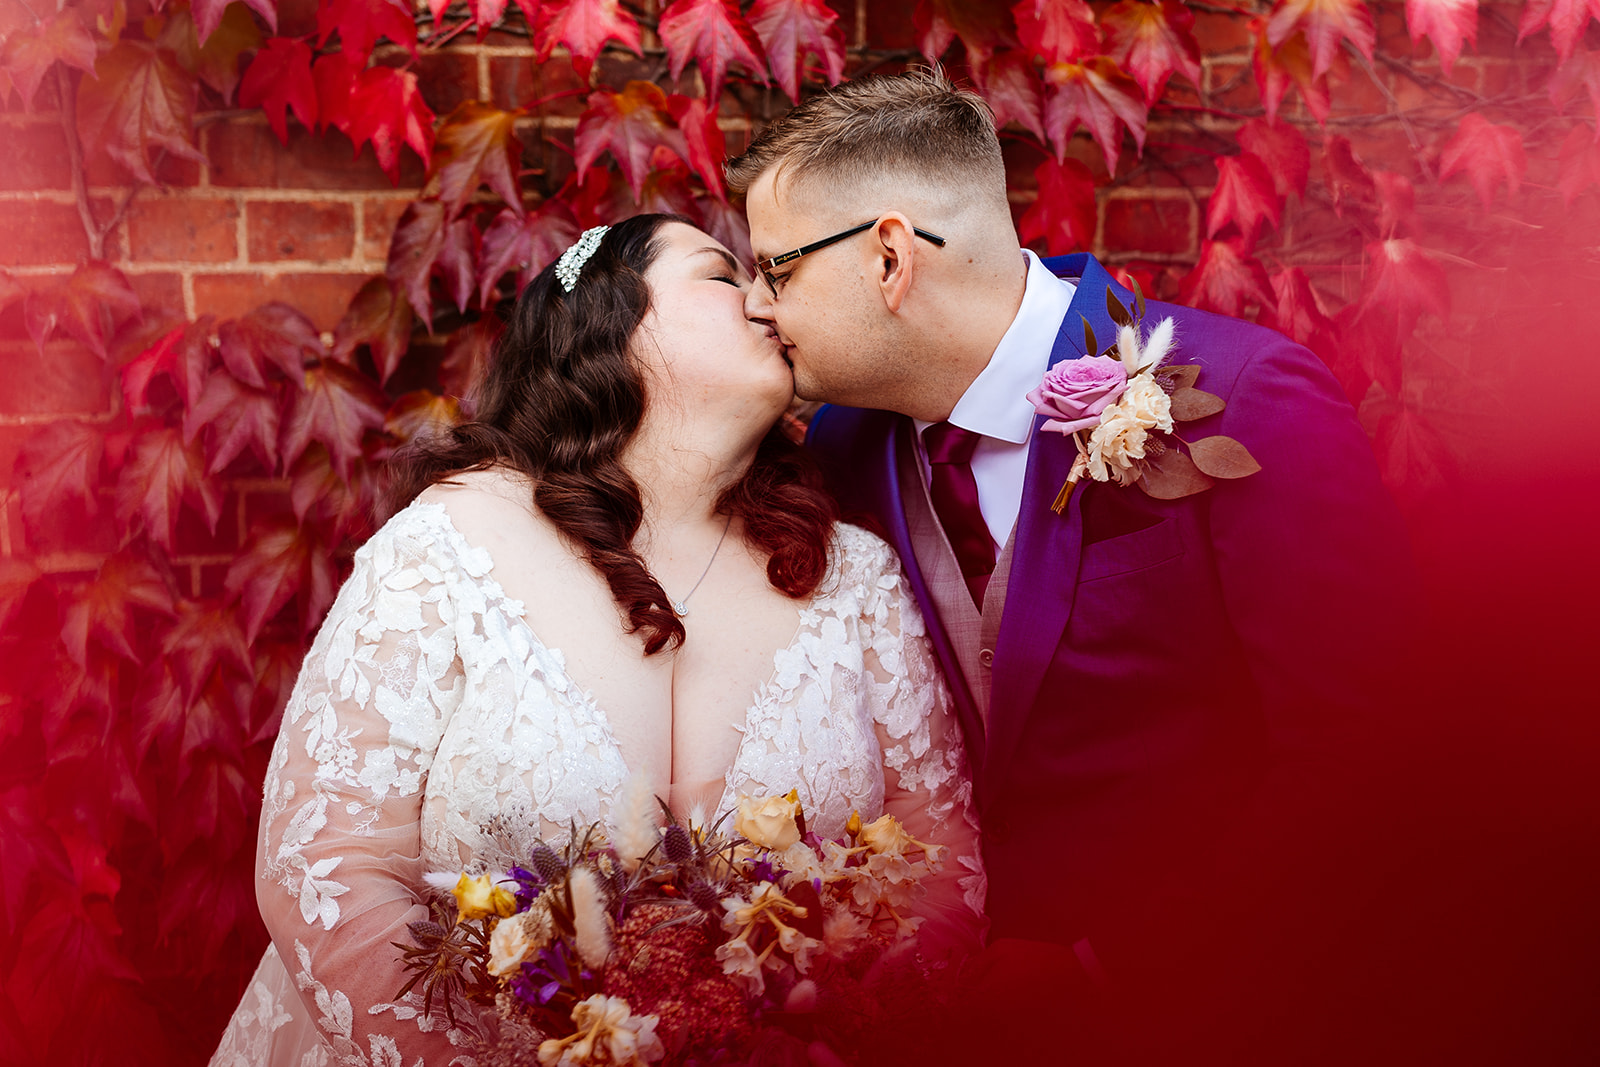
1517, 0, 1600, 64
1265, 0, 1375, 80
574, 81, 689, 201
665, 93, 728, 199
191, 0, 276, 46
113, 425, 226, 551
915, 0, 1016, 68
433, 101, 524, 219
1043, 56, 1148, 174
387, 196, 449, 325
59, 549, 176, 668
225, 515, 339, 641
1323, 134, 1377, 218
1179, 238, 1274, 317
122, 318, 217, 413
1012, 0, 1098, 64
1374, 406, 1453, 495
477, 199, 581, 307
239, 37, 318, 143
1237, 117, 1310, 199
1373, 169, 1415, 237
1358, 237, 1449, 337
346, 65, 436, 182
24, 262, 142, 360
1405, 0, 1477, 74
162, 751, 253, 861
1558, 123, 1600, 205
697, 193, 752, 264
534, 0, 644, 79
0, 557, 41, 632
317, 0, 418, 66
279, 359, 389, 478
438, 215, 480, 315
182, 366, 283, 474
14, 421, 103, 536
334, 276, 416, 383
1206, 152, 1281, 248
75, 40, 207, 186
218, 302, 324, 388
659, 0, 767, 103
386, 390, 461, 448
288, 443, 380, 540
748, 0, 846, 103
158, 597, 253, 707
160, 1, 262, 102
1, 7, 98, 108
1549, 49, 1600, 118
1251, 19, 1333, 124
439, 316, 503, 399
1018, 156, 1098, 254
0, 787, 74, 939
312, 49, 363, 135
1268, 266, 1334, 348
1102, 0, 1202, 103
1438, 112, 1526, 208
974, 49, 1047, 142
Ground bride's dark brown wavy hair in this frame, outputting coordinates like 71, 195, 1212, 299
386, 213, 837, 655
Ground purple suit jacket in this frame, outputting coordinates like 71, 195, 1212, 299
807, 254, 1418, 981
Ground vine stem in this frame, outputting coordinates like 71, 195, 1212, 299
54, 65, 138, 262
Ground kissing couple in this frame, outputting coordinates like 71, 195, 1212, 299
213, 70, 1416, 1067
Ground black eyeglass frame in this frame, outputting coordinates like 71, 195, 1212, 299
755, 220, 947, 296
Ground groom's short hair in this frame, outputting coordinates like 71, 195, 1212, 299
725, 69, 1005, 203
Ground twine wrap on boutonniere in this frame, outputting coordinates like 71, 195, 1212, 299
1026, 284, 1261, 513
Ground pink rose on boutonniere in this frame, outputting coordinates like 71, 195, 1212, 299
1025, 355, 1128, 434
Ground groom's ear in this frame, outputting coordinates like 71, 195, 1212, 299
873, 214, 918, 314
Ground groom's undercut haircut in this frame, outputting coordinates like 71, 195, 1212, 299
725, 69, 1005, 206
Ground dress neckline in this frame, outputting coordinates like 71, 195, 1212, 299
404, 498, 810, 807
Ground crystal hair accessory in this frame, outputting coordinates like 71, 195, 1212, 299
555, 225, 609, 292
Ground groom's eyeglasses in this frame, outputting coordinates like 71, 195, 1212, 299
755, 220, 947, 297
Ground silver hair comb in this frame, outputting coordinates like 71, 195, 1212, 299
555, 225, 610, 292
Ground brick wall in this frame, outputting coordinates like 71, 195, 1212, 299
0, 0, 1550, 587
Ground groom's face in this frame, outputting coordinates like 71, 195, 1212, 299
743, 169, 884, 407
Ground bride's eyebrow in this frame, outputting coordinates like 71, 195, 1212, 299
694, 247, 747, 277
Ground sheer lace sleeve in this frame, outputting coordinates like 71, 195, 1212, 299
255, 513, 489, 1067
844, 525, 988, 961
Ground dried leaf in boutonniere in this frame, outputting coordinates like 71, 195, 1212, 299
1026, 284, 1261, 512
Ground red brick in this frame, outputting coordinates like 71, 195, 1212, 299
0, 340, 111, 416
275, 0, 319, 37
1, 123, 73, 191
493, 53, 588, 116
173, 490, 242, 556
192, 271, 372, 330
83, 142, 205, 187
361, 198, 410, 262
0, 424, 34, 484
379, 50, 480, 117
1102, 195, 1196, 257
827, 0, 859, 49
1192, 11, 1252, 54
127, 197, 240, 262
865, 0, 918, 49
0, 199, 91, 265
127, 272, 187, 318
19, 494, 120, 556
247, 201, 356, 262
207, 122, 425, 191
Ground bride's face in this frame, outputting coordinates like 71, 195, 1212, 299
632, 222, 794, 434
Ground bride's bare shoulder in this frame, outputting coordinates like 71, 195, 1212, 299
416, 467, 553, 545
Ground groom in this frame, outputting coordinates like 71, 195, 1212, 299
731, 72, 1420, 1061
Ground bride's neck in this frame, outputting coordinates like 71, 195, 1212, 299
621, 416, 759, 532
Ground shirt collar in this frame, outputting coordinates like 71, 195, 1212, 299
924, 250, 1077, 446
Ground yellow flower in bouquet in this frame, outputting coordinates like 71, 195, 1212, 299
452, 872, 516, 924
733, 792, 801, 850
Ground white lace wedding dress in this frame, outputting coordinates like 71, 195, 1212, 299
210, 499, 984, 1067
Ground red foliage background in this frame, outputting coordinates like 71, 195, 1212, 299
2, 0, 1598, 1061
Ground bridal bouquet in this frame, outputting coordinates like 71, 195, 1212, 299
394, 789, 952, 1066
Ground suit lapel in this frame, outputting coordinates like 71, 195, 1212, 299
981, 255, 1129, 787
864, 412, 989, 775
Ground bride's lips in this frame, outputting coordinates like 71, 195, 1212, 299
764, 327, 793, 368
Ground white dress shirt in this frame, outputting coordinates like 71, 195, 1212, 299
914, 250, 1077, 552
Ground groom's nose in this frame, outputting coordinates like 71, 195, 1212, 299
744, 274, 775, 322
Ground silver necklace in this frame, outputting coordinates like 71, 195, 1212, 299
669, 515, 732, 618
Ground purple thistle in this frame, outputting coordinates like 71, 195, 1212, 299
508, 865, 545, 910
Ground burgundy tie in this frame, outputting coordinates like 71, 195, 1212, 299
923, 422, 997, 605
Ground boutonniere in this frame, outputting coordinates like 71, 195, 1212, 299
1026, 286, 1261, 513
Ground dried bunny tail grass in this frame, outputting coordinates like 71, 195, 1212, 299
570, 866, 614, 970
608, 771, 660, 873
423, 871, 462, 893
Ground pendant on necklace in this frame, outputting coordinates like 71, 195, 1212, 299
672, 602, 688, 618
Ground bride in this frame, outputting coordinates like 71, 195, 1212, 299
209, 214, 984, 1066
